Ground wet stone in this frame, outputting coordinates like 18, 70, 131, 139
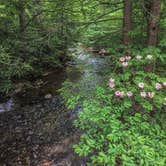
44, 94, 52, 99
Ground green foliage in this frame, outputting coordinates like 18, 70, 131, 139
60, 47, 166, 165
59, 81, 81, 109
0, 0, 165, 95
0, 46, 33, 93
62, 82, 166, 165
74, 109, 166, 166
0, 0, 80, 94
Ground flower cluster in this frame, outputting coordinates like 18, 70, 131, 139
140, 92, 154, 98
136, 54, 153, 60
137, 82, 164, 90
119, 54, 154, 68
109, 78, 115, 89
119, 56, 131, 67
115, 91, 124, 97
163, 82, 166, 87
109, 78, 165, 103
136, 55, 142, 60
127, 91, 133, 97
137, 82, 165, 99
109, 51, 166, 105
138, 83, 144, 89
155, 83, 162, 90
114, 91, 133, 98
146, 54, 153, 59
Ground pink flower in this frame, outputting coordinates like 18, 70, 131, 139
109, 78, 115, 83
125, 56, 131, 61
163, 82, 166, 87
136, 55, 142, 60
146, 54, 153, 59
109, 83, 115, 89
115, 91, 124, 97
122, 62, 128, 67
127, 91, 133, 97
147, 92, 155, 98
155, 83, 162, 90
138, 83, 144, 89
140, 92, 147, 98
119, 57, 125, 62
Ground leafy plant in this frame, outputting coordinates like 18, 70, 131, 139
61, 48, 166, 165
0, 46, 33, 93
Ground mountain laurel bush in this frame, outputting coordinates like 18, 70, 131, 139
61, 47, 166, 166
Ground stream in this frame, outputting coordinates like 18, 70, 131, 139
0, 46, 110, 166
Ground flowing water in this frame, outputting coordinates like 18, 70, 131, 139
0, 46, 110, 166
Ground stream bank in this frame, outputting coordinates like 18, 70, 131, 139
0, 46, 110, 166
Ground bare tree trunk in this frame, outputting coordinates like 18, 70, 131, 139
123, 0, 132, 46
147, 0, 161, 46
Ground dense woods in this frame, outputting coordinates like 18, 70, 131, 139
0, 0, 166, 165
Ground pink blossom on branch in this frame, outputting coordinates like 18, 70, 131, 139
163, 82, 166, 87
119, 57, 125, 62
155, 83, 162, 90
115, 91, 124, 97
109, 83, 115, 89
122, 62, 128, 67
125, 56, 131, 61
109, 78, 115, 83
146, 54, 153, 59
127, 91, 133, 97
147, 92, 155, 98
136, 55, 142, 60
138, 83, 144, 89
140, 92, 147, 98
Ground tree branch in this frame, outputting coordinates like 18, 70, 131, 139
23, 10, 44, 31
67, 18, 122, 26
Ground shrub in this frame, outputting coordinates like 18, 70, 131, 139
74, 102, 166, 165
0, 46, 33, 93
61, 47, 166, 165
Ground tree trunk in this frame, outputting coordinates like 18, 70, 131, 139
123, 0, 132, 46
147, 0, 161, 46
18, 0, 25, 35
18, 0, 26, 56
145, 0, 161, 72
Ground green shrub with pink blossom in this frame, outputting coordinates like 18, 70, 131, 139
61, 47, 166, 165
109, 47, 166, 112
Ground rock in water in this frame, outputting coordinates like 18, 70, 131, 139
0, 99, 14, 113
44, 94, 52, 99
